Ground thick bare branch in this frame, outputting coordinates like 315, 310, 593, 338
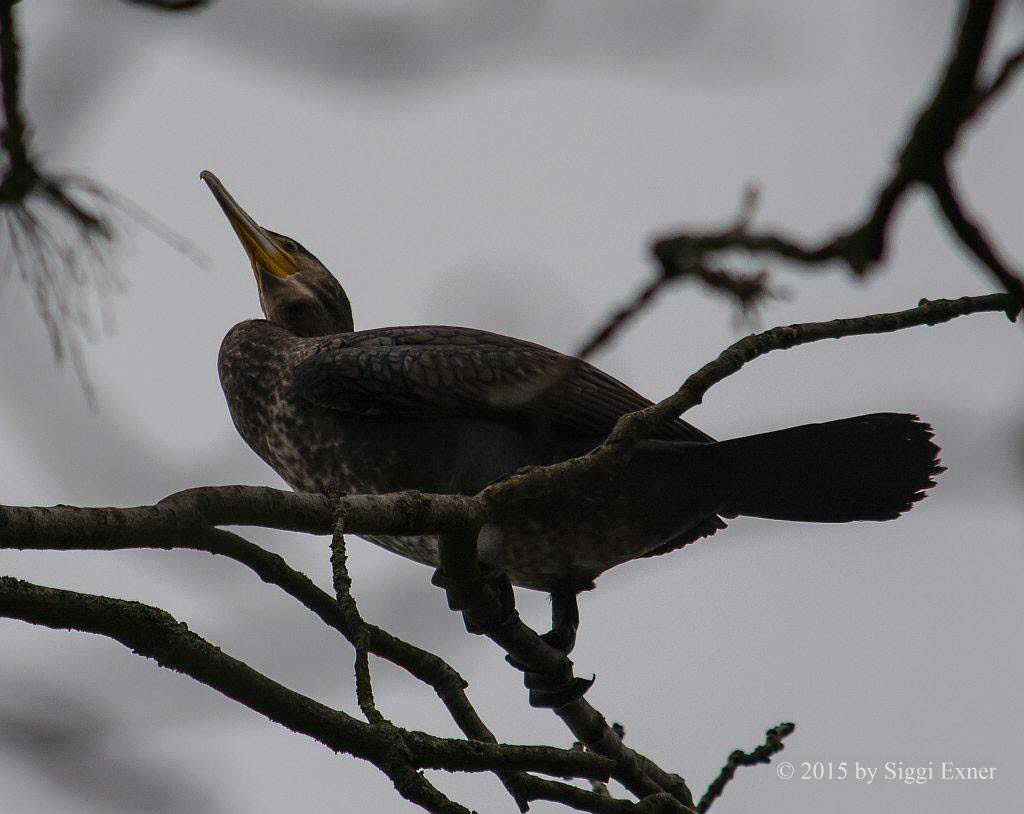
0, 488, 487, 730
0, 486, 330, 546
0, 577, 614, 784
1, 492, 568, 811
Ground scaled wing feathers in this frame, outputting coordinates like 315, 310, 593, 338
293, 326, 712, 442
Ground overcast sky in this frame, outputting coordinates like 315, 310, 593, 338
2, 2, 1023, 812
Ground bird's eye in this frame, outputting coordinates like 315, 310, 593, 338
281, 239, 298, 253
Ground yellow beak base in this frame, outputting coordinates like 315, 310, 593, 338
201, 170, 299, 280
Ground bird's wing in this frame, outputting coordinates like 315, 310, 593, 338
293, 326, 713, 442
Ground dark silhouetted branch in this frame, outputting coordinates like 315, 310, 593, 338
0, 571, 686, 813
1, 2, 205, 398
697, 723, 795, 813
577, 0, 1020, 360
431, 531, 697, 810
329, 532, 387, 726
517, 775, 688, 814
607, 293, 1020, 440
1, 490, 576, 811
966, 40, 1024, 119
654, 0, 997, 275
0, 2, 117, 398
575, 267, 779, 362
0, 578, 611, 779
929, 167, 1024, 303
121, 0, 210, 10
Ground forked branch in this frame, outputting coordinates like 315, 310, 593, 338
578, 0, 1023, 358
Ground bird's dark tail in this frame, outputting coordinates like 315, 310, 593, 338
695, 413, 944, 522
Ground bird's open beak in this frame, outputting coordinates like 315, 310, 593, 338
201, 170, 299, 280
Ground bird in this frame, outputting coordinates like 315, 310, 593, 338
202, 170, 943, 705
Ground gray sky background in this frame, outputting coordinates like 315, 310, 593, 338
2, 1, 1022, 812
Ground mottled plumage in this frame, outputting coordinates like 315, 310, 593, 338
205, 171, 943, 594
219, 318, 727, 588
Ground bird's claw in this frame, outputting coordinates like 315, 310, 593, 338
527, 674, 595, 708
505, 623, 594, 708
509, 664, 595, 708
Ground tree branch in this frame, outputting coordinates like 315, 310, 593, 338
696, 723, 795, 813
430, 532, 697, 810
928, 168, 1024, 303
576, 0, 1020, 359
965, 41, 1024, 119
331, 522, 530, 810
517, 775, 689, 814
1, 1, 204, 397
0, 489, 493, 743
653, 0, 1001, 277
0, 573, 704, 813
121, 0, 210, 9
2, 493, 575, 811
429, 291, 1017, 806
0, 577, 614, 781
605, 293, 1019, 441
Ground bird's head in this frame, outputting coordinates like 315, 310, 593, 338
201, 170, 354, 337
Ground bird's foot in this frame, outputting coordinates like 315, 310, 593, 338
430, 565, 517, 634
519, 670, 596, 709
506, 589, 595, 708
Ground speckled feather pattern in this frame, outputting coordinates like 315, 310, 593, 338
219, 319, 723, 590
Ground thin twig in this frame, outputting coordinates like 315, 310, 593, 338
332, 515, 532, 810
0, 3, 205, 398
928, 167, 1024, 303
605, 293, 1020, 441
328, 530, 385, 724
353, 647, 385, 726
697, 723, 795, 813
965, 41, 1024, 119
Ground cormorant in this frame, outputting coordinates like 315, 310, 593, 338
203, 170, 942, 704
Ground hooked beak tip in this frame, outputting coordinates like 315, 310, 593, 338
201, 171, 299, 280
